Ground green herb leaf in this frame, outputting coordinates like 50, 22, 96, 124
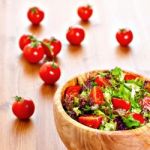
123, 116, 140, 128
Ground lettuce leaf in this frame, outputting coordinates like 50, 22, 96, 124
123, 116, 140, 128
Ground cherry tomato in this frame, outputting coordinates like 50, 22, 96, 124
66, 27, 85, 45
140, 97, 150, 111
78, 115, 102, 129
77, 5, 93, 21
12, 96, 35, 120
112, 98, 131, 111
39, 61, 61, 84
116, 28, 133, 46
42, 37, 62, 59
23, 42, 44, 63
124, 73, 139, 81
132, 113, 145, 124
27, 7, 44, 25
65, 85, 81, 97
19, 34, 36, 50
95, 77, 109, 87
90, 86, 104, 105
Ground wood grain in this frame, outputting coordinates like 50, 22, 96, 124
1, 0, 150, 149
53, 71, 150, 150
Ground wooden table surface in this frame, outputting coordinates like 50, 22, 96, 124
1, 0, 150, 149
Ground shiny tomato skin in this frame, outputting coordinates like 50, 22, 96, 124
39, 62, 61, 84
78, 115, 102, 129
27, 7, 44, 25
124, 73, 139, 81
65, 85, 81, 97
23, 42, 44, 63
77, 5, 93, 21
90, 86, 104, 105
12, 98, 35, 120
19, 35, 33, 50
95, 77, 109, 87
132, 113, 145, 124
112, 98, 131, 111
116, 29, 133, 46
66, 27, 85, 45
42, 38, 62, 59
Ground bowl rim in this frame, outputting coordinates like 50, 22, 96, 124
54, 69, 150, 135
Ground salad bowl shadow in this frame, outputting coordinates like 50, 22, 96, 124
53, 70, 150, 150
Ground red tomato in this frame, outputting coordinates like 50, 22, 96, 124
124, 73, 139, 81
19, 34, 35, 50
133, 113, 145, 124
95, 77, 109, 87
12, 96, 35, 120
65, 85, 81, 97
27, 7, 44, 25
112, 98, 131, 111
66, 27, 85, 45
140, 97, 150, 111
78, 115, 102, 129
90, 86, 104, 105
23, 42, 44, 63
77, 5, 93, 21
39, 61, 61, 84
42, 38, 62, 59
116, 29, 133, 46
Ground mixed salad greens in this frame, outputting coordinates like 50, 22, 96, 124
62, 67, 150, 131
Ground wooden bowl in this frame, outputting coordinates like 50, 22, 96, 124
53, 70, 150, 150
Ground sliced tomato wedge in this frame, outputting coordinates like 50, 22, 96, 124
65, 85, 81, 97
124, 73, 139, 81
90, 86, 104, 105
140, 97, 150, 111
95, 77, 109, 87
133, 113, 145, 124
112, 98, 131, 111
78, 115, 102, 129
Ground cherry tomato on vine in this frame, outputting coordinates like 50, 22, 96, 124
116, 28, 133, 46
19, 34, 37, 50
23, 42, 44, 63
27, 7, 44, 25
12, 96, 35, 120
77, 5, 93, 21
66, 27, 85, 45
39, 61, 61, 84
42, 37, 62, 59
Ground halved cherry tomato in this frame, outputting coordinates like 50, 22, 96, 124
140, 97, 150, 111
112, 98, 131, 111
39, 61, 61, 84
124, 73, 139, 81
42, 37, 62, 59
116, 28, 133, 46
95, 77, 109, 87
66, 27, 85, 45
27, 7, 44, 25
90, 86, 104, 105
65, 85, 81, 97
23, 42, 44, 63
78, 115, 102, 129
12, 96, 35, 120
77, 5, 93, 21
133, 113, 145, 124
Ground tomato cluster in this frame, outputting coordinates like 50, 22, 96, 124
13, 4, 133, 120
